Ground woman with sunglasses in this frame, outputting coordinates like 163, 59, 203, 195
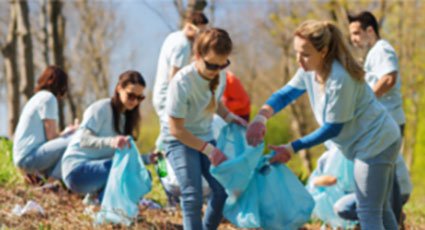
246, 20, 401, 230
13, 66, 77, 182
62, 70, 146, 197
162, 28, 246, 229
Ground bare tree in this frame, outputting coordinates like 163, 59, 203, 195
15, 0, 35, 103
1, 2, 20, 137
47, 0, 77, 129
64, 0, 124, 116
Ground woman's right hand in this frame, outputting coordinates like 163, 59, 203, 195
246, 115, 267, 146
111, 135, 130, 149
200, 142, 227, 166
208, 148, 227, 166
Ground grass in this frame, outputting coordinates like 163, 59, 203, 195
0, 139, 23, 188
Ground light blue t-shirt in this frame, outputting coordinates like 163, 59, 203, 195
364, 39, 405, 125
62, 98, 124, 178
153, 30, 191, 118
163, 63, 226, 142
288, 60, 400, 160
13, 91, 59, 165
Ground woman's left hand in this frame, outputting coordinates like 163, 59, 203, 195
268, 144, 293, 164
224, 112, 248, 127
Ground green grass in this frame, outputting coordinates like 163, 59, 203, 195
0, 139, 24, 187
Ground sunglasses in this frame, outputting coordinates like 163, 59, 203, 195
203, 59, 231, 71
126, 92, 145, 102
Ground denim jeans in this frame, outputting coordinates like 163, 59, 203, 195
165, 140, 227, 230
334, 174, 409, 221
18, 135, 72, 179
63, 158, 112, 195
351, 138, 402, 230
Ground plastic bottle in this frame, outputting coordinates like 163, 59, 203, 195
157, 154, 168, 178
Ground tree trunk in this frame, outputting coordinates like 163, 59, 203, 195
47, 0, 65, 129
2, 3, 20, 138
15, 0, 35, 103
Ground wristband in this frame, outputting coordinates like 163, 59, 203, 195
284, 143, 294, 154
200, 142, 215, 156
253, 114, 268, 125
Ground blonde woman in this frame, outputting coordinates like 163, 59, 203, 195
246, 20, 401, 230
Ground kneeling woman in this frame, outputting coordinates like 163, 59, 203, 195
162, 28, 246, 230
62, 71, 146, 196
13, 66, 77, 180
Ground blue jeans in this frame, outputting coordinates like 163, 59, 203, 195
334, 177, 409, 222
63, 159, 112, 195
18, 135, 72, 179
165, 140, 227, 230
349, 139, 401, 230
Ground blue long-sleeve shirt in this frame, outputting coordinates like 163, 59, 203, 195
265, 85, 343, 152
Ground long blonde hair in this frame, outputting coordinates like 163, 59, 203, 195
193, 28, 232, 113
294, 20, 364, 82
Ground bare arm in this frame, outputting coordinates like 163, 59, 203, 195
43, 119, 60, 141
216, 101, 230, 120
372, 71, 397, 98
169, 116, 206, 151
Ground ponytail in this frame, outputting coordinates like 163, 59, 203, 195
294, 20, 364, 83
205, 74, 220, 113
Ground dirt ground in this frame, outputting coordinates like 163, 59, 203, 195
0, 185, 423, 230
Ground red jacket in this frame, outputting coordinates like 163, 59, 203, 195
222, 71, 251, 117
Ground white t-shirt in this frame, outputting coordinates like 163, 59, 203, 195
62, 98, 124, 178
163, 63, 226, 142
288, 60, 400, 160
152, 30, 191, 119
364, 39, 405, 125
13, 91, 58, 165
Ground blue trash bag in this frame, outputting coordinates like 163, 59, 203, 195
210, 123, 264, 196
306, 148, 357, 228
96, 138, 152, 226
211, 124, 315, 229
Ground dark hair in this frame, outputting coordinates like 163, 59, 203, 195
348, 11, 380, 38
185, 11, 209, 26
111, 70, 146, 138
193, 28, 232, 112
34, 66, 68, 97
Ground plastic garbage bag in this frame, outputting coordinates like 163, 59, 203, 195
306, 148, 357, 228
96, 138, 152, 226
211, 124, 315, 229
12, 200, 45, 217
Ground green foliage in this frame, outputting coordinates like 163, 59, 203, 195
0, 139, 24, 187
136, 114, 160, 153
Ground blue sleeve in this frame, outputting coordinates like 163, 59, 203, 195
265, 85, 306, 113
291, 123, 343, 152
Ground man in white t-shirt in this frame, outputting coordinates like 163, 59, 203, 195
152, 12, 208, 151
345, 11, 412, 225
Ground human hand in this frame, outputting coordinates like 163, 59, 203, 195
200, 142, 227, 166
313, 175, 338, 187
246, 115, 267, 146
111, 135, 130, 149
268, 144, 293, 164
61, 118, 80, 136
